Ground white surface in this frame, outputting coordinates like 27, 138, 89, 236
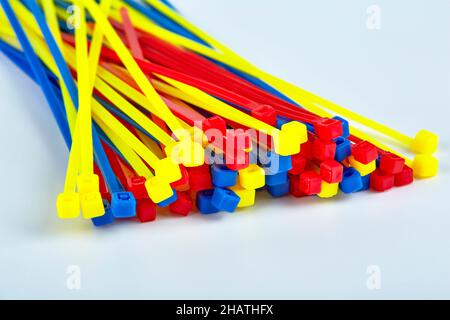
0, 0, 449, 299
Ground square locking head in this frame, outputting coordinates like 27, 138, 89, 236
80, 191, 105, 219
136, 199, 157, 222
211, 165, 238, 188
92, 200, 115, 227
145, 176, 174, 203
56, 192, 81, 219
334, 137, 352, 162
314, 118, 343, 140
229, 185, 256, 208
157, 189, 178, 207
289, 174, 306, 198
188, 164, 213, 191
128, 176, 148, 200
196, 189, 219, 214
211, 188, 240, 212
111, 192, 136, 218
412, 130, 438, 154
180, 140, 205, 167
313, 139, 336, 161
273, 121, 308, 156
412, 154, 438, 178
201, 116, 227, 136
153, 157, 182, 183
351, 141, 378, 164
289, 153, 308, 175
339, 168, 363, 194
299, 140, 313, 159
300, 140, 314, 160
260, 151, 293, 174
358, 174, 371, 191
348, 156, 376, 176
320, 159, 344, 183
394, 166, 414, 186
77, 174, 100, 194
169, 192, 193, 216
317, 181, 339, 198
170, 165, 190, 191
370, 169, 395, 192
379, 153, 405, 174
299, 171, 322, 195
251, 104, 277, 126
266, 180, 290, 198
266, 171, 288, 186
282, 121, 308, 144
238, 164, 266, 190
333, 116, 350, 138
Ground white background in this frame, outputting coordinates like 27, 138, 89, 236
0, 0, 449, 299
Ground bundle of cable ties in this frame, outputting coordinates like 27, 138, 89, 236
0, 0, 438, 226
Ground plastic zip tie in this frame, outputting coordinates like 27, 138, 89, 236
107, 5, 327, 132
73, 0, 94, 177
116, 1, 338, 115
155, 75, 308, 156
94, 74, 176, 147
92, 64, 204, 167
97, 96, 162, 146
41, 0, 77, 134
0, 31, 105, 218
67, 1, 104, 219
98, 120, 154, 179
260, 73, 438, 155
18, 1, 141, 219
93, 132, 136, 218
8, 2, 84, 201
135, 39, 311, 119
19, 0, 79, 115
102, 140, 152, 215
1, 36, 103, 218
43, 28, 177, 149
102, 141, 134, 190
142, 0, 224, 52
2, 7, 109, 217
96, 117, 175, 203
136, 130, 166, 159
7, 8, 108, 218
92, 125, 136, 220
120, 6, 144, 60
121, 0, 207, 45
80, 0, 185, 137
62, 36, 203, 166
140, 1, 437, 156
96, 65, 260, 158
106, 1, 231, 70
119, 5, 199, 151
118, 15, 304, 113
97, 46, 318, 124
91, 99, 160, 167
87, 0, 113, 86
91, 98, 182, 184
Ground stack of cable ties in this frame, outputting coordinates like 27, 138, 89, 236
0, 0, 439, 226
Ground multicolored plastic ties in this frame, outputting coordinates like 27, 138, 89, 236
0, 0, 439, 226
